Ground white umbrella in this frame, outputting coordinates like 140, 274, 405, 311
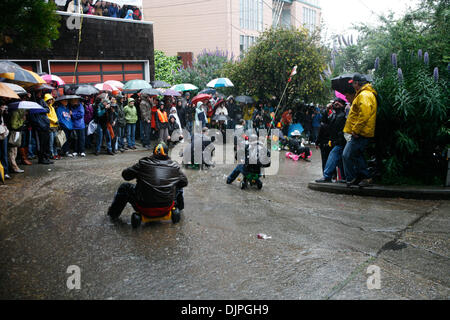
207, 78, 234, 88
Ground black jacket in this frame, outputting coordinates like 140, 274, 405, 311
122, 156, 188, 207
29, 98, 50, 131
328, 108, 347, 147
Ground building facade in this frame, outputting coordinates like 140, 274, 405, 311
143, 0, 321, 60
0, 11, 155, 84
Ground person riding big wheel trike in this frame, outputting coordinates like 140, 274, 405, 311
107, 142, 188, 228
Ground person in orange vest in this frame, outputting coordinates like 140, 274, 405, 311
156, 101, 169, 144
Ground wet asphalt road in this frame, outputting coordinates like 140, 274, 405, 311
0, 144, 449, 300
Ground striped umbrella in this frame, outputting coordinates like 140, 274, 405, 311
104, 80, 124, 90
170, 83, 198, 92
0, 61, 22, 74
123, 80, 152, 92
206, 78, 234, 88
2, 83, 27, 95
0, 83, 20, 99
0, 68, 45, 87
95, 83, 119, 92
42, 74, 65, 86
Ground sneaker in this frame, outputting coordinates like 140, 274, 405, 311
315, 178, 332, 183
65, 152, 73, 158
72, 152, 78, 157
107, 150, 114, 155
13, 169, 25, 173
5, 174, 12, 179
119, 148, 125, 153
346, 177, 362, 188
38, 159, 51, 165
53, 155, 61, 160
80, 153, 86, 157
358, 179, 372, 188
94, 151, 99, 156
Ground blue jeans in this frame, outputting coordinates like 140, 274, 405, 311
342, 136, 370, 182
96, 126, 112, 153
323, 145, 345, 180
0, 138, 8, 174
126, 123, 136, 147
227, 164, 248, 184
117, 126, 125, 149
74, 128, 85, 154
49, 130, 56, 157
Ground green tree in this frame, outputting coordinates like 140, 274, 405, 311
0, 0, 60, 50
154, 50, 182, 85
223, 27, 328, 106
173, 49, 233, 90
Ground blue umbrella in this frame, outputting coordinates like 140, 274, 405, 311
288, 123, 304, 136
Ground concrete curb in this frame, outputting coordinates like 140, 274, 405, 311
308, 182, 450, 200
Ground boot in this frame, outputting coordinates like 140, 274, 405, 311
19, 148, 32, 165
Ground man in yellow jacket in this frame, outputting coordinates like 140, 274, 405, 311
342, 73, 377, 187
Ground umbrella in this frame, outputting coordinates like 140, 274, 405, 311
199, 88, 217, 95
331, 74, 357, 94
235, 95, 254, 104
123, 80, 152, 92
0, 61, 22, 74
104, 80, 124, 90
31, 83, 55, 91
0, 68, 46, 87
161, 89, 181, 97
288, 123, 304, 136
151, 80, 171, 88
191, 94, 212, 106
207, 78, 234, 88
55, 95, 81, 102
3, 83, 27, 95
95, 82, 119, 92
212, 114, 230, 122
140, 88, 162, 96
7, 101, 46, 110
42, 74, 65, 86
335, 91, 349, 103
170, 83, 198, 92
0, 83, 20, 99
75, 85, 99, 96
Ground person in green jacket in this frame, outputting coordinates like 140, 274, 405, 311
124, 98, 138, 149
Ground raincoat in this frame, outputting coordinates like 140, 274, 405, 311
343, 83, 377, 138
125, 9, 133, 20
124, 99, 138, 124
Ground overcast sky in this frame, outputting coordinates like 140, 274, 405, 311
320, 0, 420, 42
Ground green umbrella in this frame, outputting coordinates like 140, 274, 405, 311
123, 80, 152, 93
170, 83, 198, 92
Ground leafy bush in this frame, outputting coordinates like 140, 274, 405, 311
154, 50, 182, 85
173, 49, 233, 90
372, 49, 449, 185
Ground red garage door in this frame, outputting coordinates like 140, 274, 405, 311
49, 61, 145, 85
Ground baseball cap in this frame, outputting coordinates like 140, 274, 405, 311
348, 73, 367, 84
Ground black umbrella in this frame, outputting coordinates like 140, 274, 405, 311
55, 95, 81, 102
151, 80, 171, 88
199, 88, 217, 95
75, 85, 99, 96
235, 95, 254, 104
331, 74, 356, 94
31, 83, 55, 91
140, 88, 162, 96
212, 114, 231, 122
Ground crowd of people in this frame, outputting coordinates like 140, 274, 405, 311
60, 0, 143, 20
1, 73, 377, 191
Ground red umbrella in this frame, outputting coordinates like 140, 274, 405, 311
191, 94, 212, 106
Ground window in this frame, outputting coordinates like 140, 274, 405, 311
240, 0, 263, 31
240, 35, 257, 55
303, 7, 317, 32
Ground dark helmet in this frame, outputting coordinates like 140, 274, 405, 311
153, 142, 169, 159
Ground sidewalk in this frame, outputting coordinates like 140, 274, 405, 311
308, 181, 450, 200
